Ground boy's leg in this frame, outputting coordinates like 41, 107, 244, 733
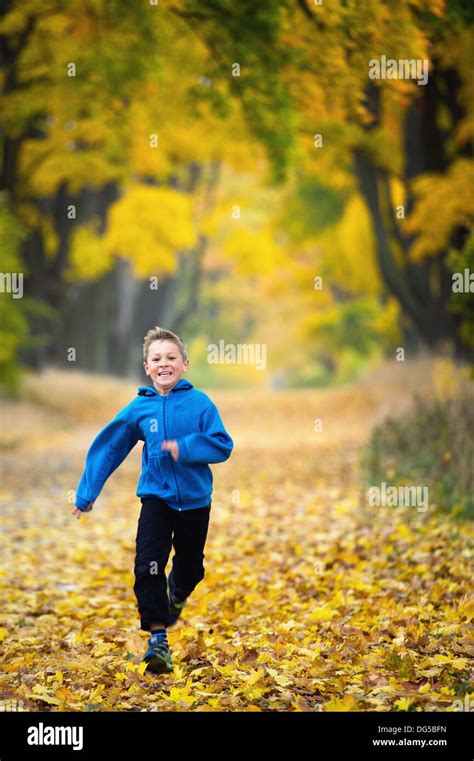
168, 505, 211, 603
133, 497, 174, 631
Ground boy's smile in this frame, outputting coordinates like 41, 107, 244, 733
143, 339, 190, 395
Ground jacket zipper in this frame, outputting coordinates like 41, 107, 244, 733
162, 394, 183, 510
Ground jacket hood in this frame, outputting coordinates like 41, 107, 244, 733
137, 378, 194, 396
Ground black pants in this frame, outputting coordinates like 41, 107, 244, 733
133, 496, 211, 631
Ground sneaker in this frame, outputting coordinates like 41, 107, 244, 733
166, 577, 188, 627
142, 632, 173, 674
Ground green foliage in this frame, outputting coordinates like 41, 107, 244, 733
178, 0, 298, 183
290, 349, 372, 388
320, 299, 385, 353
0, 194, 57, 396
301, 295, 400, 385
445, 0, 474, 24
280, 175, 348, 242
0, 194, 28, 395
362, 390, 474, 520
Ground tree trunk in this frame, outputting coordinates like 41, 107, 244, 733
353, 73, 469, 357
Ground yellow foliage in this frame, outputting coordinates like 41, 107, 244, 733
394, 697, 411, 711
436, 29, 474, 146
222, 227, 284, 275
22, 138, 118, 196
372, 297, 401, 345
0, 365, 472, 712
103, 184, 196, 277
319, 195, 380, 295
406, 159, 474, 260
324, 695, 358, 711
65, 226, 115, 282
309, 608, 339, 622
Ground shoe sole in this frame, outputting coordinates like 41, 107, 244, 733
144, 653, 173, 674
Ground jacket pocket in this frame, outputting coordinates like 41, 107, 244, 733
175, 462, 213, 499
141, 453, 177, 499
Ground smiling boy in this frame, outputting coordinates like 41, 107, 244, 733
72, 327, 234, 674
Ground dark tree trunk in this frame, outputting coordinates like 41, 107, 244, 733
19, 181, 120, 369
353, 70, 470, 358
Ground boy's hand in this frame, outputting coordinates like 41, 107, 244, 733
161, 439, 179, 461
72, 503, 94, 519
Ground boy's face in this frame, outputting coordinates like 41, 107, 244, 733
143, 339, 190, 395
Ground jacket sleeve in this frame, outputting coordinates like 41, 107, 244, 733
176, 402, 233, 465
75, 403, 141, 510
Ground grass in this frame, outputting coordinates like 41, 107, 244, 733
362, 383, 474, 520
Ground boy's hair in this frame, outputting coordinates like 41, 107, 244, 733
143, 327, 188, 363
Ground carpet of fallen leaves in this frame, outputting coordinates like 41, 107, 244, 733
0, 359, 472, 712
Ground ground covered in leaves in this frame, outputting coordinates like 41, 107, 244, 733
0, 359, 472, 712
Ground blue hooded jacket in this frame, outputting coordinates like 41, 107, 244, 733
75, 378, 233, 512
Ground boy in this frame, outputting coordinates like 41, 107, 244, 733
72, 327, 234, 674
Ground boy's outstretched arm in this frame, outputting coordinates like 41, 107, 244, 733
74, 404, 141, 514
172, 402, 233, 465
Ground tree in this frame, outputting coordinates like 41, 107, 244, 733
188, 0, 473, 356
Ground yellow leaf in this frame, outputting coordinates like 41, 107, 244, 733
324, 695, 356, 711
26, 693, 61, 706
88, 686, 105, 702
310, 608, 338, 622
173, 665, 186, 681
394, 697, 411, 711
428, 655, 468, 670
396, 524, 413, 541
32, 685, 48, 695
240, 685, 267, 700
98, 618, 118, 628
245, 668, 265, 686
168, 687, 198, 704
266, 667, 292, 687
92, 643, 115, 657
450, 658, 468, 671
0, 628, 8, 641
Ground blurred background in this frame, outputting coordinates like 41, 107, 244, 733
0, 0, 472, 392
